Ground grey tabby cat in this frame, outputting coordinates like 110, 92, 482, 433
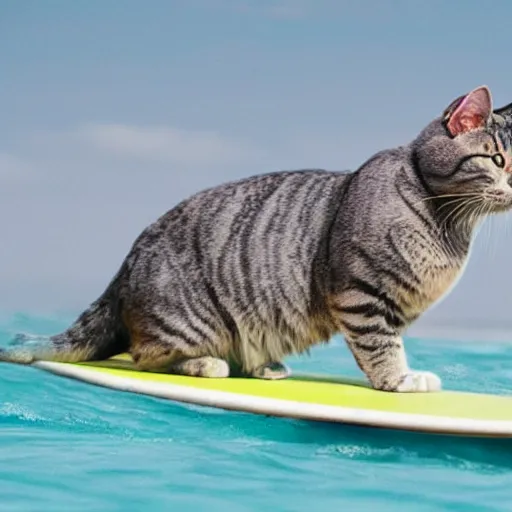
3, 85, 512, 393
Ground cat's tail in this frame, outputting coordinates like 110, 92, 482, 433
0, 270, 129, 365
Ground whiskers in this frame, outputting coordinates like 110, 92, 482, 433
420, 192, 481, 203
446, 196, 487, 233
424, 191, 506, 260
419, 192, 493, 228
480, 213, 497, 260
408, 188, 505, 258
422, 193, 490, 249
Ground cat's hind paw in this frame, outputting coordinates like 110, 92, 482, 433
396, 371, 442, 393
251, 362, 291, 380
170, 356, 230, 378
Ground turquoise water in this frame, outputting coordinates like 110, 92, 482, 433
2, 313, 512, 511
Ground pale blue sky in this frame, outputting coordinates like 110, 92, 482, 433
2, 0, 512, 339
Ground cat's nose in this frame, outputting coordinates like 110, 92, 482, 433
507, 174, 512, 187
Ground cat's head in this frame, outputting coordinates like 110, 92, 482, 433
413, 85, 512, 214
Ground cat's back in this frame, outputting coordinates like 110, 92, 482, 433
147, 169, 347, 251
130, 169, 349, 296
197, 169, 346, 253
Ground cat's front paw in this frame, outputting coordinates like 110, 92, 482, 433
396, 371, 442, 392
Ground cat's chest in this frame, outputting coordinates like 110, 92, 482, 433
391, 230, 467, 315
394, 261, 464, 318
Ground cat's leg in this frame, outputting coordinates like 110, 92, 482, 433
345, 333, 441, 392
332, 288, 441, 392
132, 340, 230, 378
128, 321, 230, 378
234, 330, 292, 380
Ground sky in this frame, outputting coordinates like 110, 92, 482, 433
2, 0, 512, 340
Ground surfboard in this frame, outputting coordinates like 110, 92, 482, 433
32, 354, 512, 438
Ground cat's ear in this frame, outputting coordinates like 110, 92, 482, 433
443, 86, 493, 136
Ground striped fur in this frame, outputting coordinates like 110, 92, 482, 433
3, 85, 512, 392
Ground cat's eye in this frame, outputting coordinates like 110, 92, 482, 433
493, 153, 505, 168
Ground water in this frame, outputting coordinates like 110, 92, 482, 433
2, 313, 512, 511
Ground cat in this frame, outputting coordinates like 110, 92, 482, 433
3, 85, 512, 393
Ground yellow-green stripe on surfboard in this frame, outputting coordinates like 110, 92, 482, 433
65, 354, 512, 422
